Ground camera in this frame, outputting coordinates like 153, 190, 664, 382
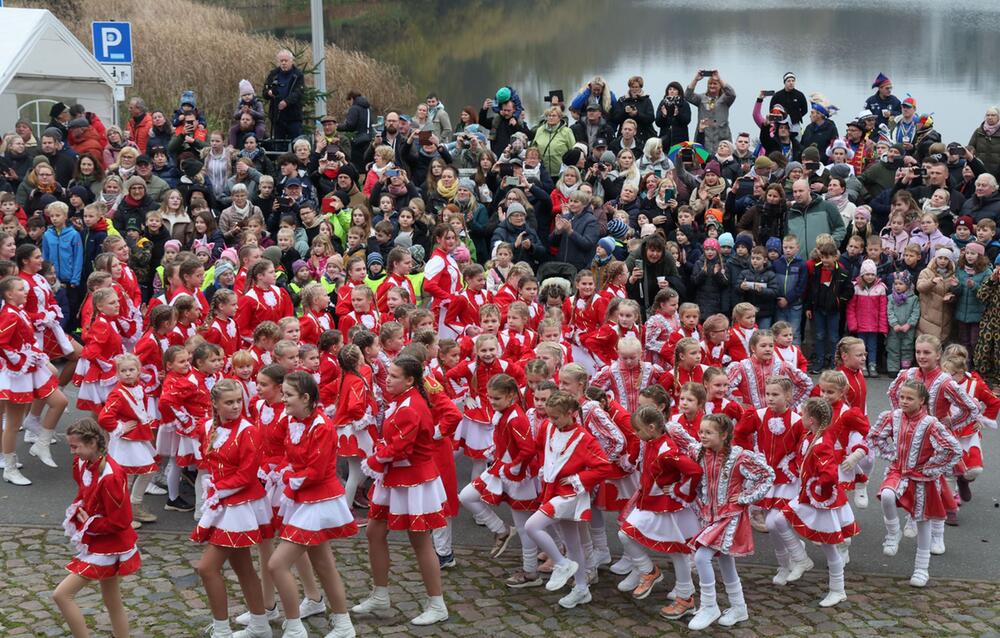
912, 167, 927, 177
504, 176, 520, 187
279, 196, 293, 207
666, 96, 680, 105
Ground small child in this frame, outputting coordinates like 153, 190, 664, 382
486, 242, 514, 295
952, 215, 975, 251
845, 259, 888, 377
737, 247, 778, 329
772, 321, 808, 372
725, 302, 758, 362
921, 187, 951, 220
805, 242, 854, 373
886, 272, 919, 374
73, 288, 124, 414
975, 218, 1000, 263
644, 287, 681, 367
231, 78, 266, 139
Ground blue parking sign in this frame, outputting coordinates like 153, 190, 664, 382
91, 22, 133, 63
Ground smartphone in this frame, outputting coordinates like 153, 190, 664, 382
386, 168, 400, 177
418, 130, 433, 145
663, 188, 676, 201
761, 90, 775, 97
504, 176, 520, 187
912, 167, 927, 177
700, 69, 716, 76
804, 161, 820, 171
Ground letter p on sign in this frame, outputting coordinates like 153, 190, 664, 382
91, 22, 133, 64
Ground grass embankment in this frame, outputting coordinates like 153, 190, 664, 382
11, 0, 415, 128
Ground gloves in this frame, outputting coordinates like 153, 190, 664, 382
841, 449, 866, 471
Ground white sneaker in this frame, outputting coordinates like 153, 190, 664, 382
930, 539, 946, 555
903, 517, 917, 538
772, 566, 791, 586
145, 482, 167, 495
591, 547, 612, 568
29, 441, 57, 468
323, 614, 357, 637
617, 570, 641, 592
299, 596, 326, 618
545, 559, 579, 591
3, 466, 31, 486
687, 604, 721, 631
853, 487, 869, 509
279, 621, 308, 638
351, 594, 390, 614
235, 605, 281, 625
882, 528, 902, 556
608, 555, 632, 575
558, 586, 591, 609
819, 590, 847, 607
233, 625, 273, 638
909, 569, 929, 587
786, 556, 814, 582
718, 605, 748, 627
410, 601, 448, 626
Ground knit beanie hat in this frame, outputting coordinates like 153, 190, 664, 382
452, 245, 471, 263
213, 261, 234, 282
292, 259, 309, 275
238, 79, 254, 95
49, 102, 68, 119
965, 242, 985, 257
495, 87, 512, 104
366, 252, 383, 269
262, 246, 283, 267
180, 90, 197, 108
801, 146, 821, 162
607, 218, 629, 239
219, 248, 239, 266
735, 234, 754, 251
855, 205, 872, 222
935, 247, 953, 260
704, 238, 721, 252
597, 236, 616, 255
124, 176, 146, 192
860, 259, 877, 276
766, 236, 782, 253
458, 177, 476, 192
164, 239, 182, 253
718, 232, 735, 248
561, 148, 583, 168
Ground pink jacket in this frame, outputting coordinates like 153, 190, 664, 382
846, 279, 888, 334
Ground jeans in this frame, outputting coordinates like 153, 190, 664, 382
858, 332, 879, 366
774, 303, 804, 344
812, 309, 840, 367
758, 316, 773, 330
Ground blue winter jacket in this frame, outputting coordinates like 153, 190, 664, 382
771, 254, 807, 305
42, 225, 83, 286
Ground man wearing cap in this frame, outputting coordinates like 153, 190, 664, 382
114, 177, 156, 234
799, 99, 839, 161
843, 119, 874, 174
47, 102, 70, 141
135, 154, 169, 202
571, 103, 615, 150
890, 95, 920, 151
864, 73, 902, 129
318, 114, 339, 144
770, 72, 808, 133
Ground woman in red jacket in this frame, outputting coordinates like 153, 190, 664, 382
54, 418, 139, 638
191, 379, 273, 638
269, 371, 357, 638
353, 356, 450, 626
423, 223, 463, 339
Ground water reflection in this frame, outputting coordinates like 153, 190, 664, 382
238, 0, 1000, 142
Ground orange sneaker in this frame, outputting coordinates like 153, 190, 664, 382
660, 595, 696, 620
631, 566, 663, 600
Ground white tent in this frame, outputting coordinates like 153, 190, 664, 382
0, 7, 117, 139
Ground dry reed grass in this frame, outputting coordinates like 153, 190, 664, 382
11, 0, 415, 128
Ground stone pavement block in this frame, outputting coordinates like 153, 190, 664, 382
1, 525, 999, 637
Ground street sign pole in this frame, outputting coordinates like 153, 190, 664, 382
310, 0, 326, 119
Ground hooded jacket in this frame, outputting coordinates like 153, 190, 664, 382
42, 224, 83, 286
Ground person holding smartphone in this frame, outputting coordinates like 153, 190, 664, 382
684, 69, 736, 153
768, 72, 808, 133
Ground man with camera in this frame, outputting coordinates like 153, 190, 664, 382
479, 97, 529, 156
264, 49, 305, 140
167, 113, 208, 158
892, 157, 965, 234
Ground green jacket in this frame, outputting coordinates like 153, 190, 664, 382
530, 122, 577, 175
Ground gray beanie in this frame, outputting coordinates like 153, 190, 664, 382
600, 150, 616, 164
458, 177, 476, 192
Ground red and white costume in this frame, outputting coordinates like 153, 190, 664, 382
167, 319, 197, 348
953, 371, 1000, 471
277, 408, 358, 543
888, 367, 981, 435
73, 315, 124, 412
669, 409, 704, 441
498, 327, 537, 361
734, 408, 805, 509
564, 293, 600, 373
424, 247, 463, 339
591, 284, 627, 325
203, 315, 240, 361
644, 311, 681, 366
427, 376, 464, 518
774, 343, 808, 373
236, 284, 295, 344
98, 382, 159, 475
470, 404, 539, 511
334, 278, 363, 318
705, 396, 745, 423
619, 434, 703, 553
0, 304, 58, 403
838, 365, 868, 414
781, 432, 860, 544
192, 417, 273, 547
593, 361, 669, 413
134, 329, 169, 419
330, 370, 379, 458
447, 357, 525, 459
158, 370, 211, 466
724, 325, 756, 363
318, 352, 341, 411
828, 400, 871, 489
364, 386, 449, 531
691, 445, 774, 556
493, 282, 518, 320
119, 263, 142, 310
299, 309, 334, 346
376, 272, 417, 312
870, 408, 963, 521
338, 308, 380, 336
20, 270, 74, 359
699, 337, 729, 369
111, 281, 142, 348
726, 356, 813, 410
663, 325, 700, 365
583, 322, 644, 368
62, 456, 141, 580
253, 398, 288, 517
444, 286, 492, 332
535, 422, 613, 522
669, 364, 709, 403
580, 399, 639, 511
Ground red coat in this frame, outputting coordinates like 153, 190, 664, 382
724, 325, 756, 363
376, 272, 416, 312
734, 407, 804, 486
846, 280, 889, 334
126, 111, 153, 153
299, 310, 334, 346
535, 422, 612, 504
203, 317, 240, 360
631, 434, 702, 513
366, 386, 440, 487
65, 457, 137, 554
201, 417, 266, 506
446, 357, 524, 423
134, 330, 168, 394
77, 316, 123, 384
283, 409, 345, 502
253, 399, 288, 470
98, 382, 156, 442
236, 285, 295, 342
486, 404, 536, 481
583, 322, 644, 368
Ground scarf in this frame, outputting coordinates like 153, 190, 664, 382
964, 265, 977, 275
594, 252, 612, 267
123, 194, 142, 208
36, 181, 56, 194
826, 192, 849, 214
892, 290, 908, 305
558, 181, 580, 199
239, 147, 263, 161
388, 182, 407, 197
436, 179, 458, 201
985, 119, 1000, 137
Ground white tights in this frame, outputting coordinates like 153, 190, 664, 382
881, 488, 932, 575
165, 457, 182, 501
525, 513, 588, 588
770, 510, 843, 591
130, 472, 153, 504
693, 547, 739, 608
342, 457, 363, 508
618, 531, 694, 598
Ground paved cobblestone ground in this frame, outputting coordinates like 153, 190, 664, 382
1, 526, 999, 637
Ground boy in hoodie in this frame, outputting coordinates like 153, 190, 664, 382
805, 241, 854, 373
772, 235, 807, 343
41, 201, 84, 327
738, 246, 780, 328
724, 234, 752, 314
80, 203, 108, 285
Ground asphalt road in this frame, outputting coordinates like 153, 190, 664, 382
2, 378, 998, 581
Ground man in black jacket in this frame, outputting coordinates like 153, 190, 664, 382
337, 91, 373, 172
264, 49, 305, 139
769, 72, 808, 133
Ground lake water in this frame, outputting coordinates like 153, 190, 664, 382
238, 0, 1000, 143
